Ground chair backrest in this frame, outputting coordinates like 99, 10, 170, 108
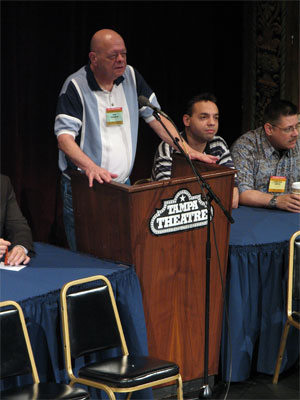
133, 178, 151, 185
292, 232, 300, 301
287, 231, 300, 319
0, 300, 39, 382
60, 275, 128, 360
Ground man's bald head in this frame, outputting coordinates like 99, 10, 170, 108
90, 29, 124, 53
88, 29, 127, 85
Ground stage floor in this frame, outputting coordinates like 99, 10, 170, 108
153, 360, 299, 399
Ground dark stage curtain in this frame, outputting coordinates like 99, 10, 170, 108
1, 1, 244, 246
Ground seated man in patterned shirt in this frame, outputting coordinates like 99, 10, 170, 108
151, 93, 239, 208
230, 99, 300, 212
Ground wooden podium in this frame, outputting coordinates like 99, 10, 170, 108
69, 159, 235, 382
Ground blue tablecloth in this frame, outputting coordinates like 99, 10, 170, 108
221, 206, 300, 382
0, 242, 150, 399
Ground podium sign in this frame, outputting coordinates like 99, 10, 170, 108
70, 159, 234, 381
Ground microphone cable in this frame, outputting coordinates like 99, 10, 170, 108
146, 101, 233, 399
211, 216, 232, 400
170, 112, 234, 400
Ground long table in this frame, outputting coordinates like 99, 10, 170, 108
221, 206, 300, 382
0, 242, 150, 399
2, 207, 298, 389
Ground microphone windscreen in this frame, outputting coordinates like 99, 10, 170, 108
138, 95, 151, 107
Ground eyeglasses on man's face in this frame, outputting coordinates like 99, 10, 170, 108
271, 122, 300, 134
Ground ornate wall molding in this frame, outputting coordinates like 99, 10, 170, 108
242, 1, 298, 131
255, 1, 283, 126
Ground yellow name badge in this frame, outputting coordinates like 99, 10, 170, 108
106, 107, 123, 126
268, 176, 286, 193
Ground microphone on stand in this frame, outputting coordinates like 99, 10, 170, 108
138, 95, 170, 119
138, 95, 188, 155
140, 91, 234, 400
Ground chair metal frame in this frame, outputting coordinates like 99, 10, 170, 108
132, 178, 151, 185
0, 300, 89, 399
273, 230, 300, 384
60, 275, 183, 400
0, 300, 40, 383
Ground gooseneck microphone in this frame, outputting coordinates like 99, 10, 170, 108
138, 95, 169, 119
140, 90, 234, 400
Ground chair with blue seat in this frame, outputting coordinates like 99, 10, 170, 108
60, 275, 183, 400
272, 230, 300, 384
0, 300, 90, 400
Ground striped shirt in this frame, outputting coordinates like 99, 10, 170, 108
230, 126, 300, 193
55, 63, 159, 183
151, 132, 236, 182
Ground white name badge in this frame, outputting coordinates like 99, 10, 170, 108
106, 107, 123, 126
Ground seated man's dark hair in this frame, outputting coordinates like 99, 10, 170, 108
263, 99, 298, 124
185, 93, 217, 116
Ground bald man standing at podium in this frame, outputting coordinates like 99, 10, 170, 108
55, 28, 218, 250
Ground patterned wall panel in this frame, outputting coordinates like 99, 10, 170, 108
242, 1, 299, 132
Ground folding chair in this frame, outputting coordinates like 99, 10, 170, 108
0, 300, 90, 399
133, 178, 151, 185
60, 275, 183, 400
273, 230, 300, 384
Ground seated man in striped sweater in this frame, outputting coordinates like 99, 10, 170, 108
151, 93, 239, 208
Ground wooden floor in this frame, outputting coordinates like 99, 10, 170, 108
154, 360, 299, 400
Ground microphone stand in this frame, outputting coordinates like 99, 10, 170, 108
152, 111, 234, 399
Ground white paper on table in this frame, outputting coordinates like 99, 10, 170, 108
0, 262, 27, 271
